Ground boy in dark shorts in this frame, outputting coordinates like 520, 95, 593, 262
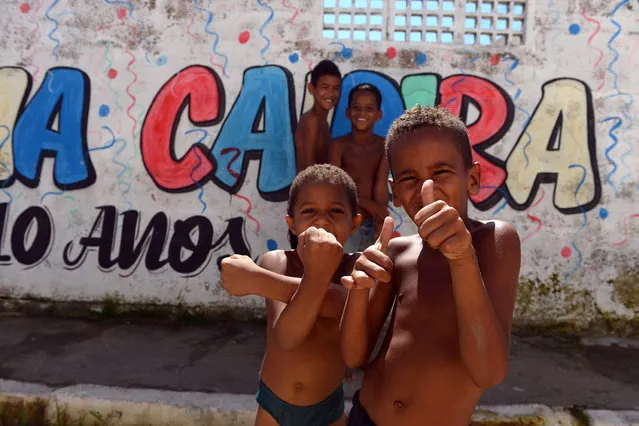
329, 84, 388, 252
221, 164, 366, 426
340, 106, 521, 426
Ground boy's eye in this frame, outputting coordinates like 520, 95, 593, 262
301, 208, 315, 214
434, 169, 451, 175
399, 176, 417, 183
331, 208, 345, 214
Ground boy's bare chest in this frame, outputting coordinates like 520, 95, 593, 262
393, 250, 458, 323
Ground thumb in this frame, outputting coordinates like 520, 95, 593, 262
376, 216, 394, 253
421, 179, 435, 205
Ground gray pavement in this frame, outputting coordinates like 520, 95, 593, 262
0, 316, 637, 410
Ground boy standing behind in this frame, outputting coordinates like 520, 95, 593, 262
329, 84, 389, 252
341, 106, 521, 426
295, 60, 342, 172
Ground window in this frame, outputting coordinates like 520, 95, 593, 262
322, 0, 528, 46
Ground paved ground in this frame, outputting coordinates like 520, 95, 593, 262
0, 316, 638, 410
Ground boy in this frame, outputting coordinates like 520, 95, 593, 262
221, 164, 364, 426
340, 106, 521, 426
329, 83, 389, 252
295, 60, 342, 172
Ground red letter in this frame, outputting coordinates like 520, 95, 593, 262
141, 66, 223, 191
440, 75, 513, 205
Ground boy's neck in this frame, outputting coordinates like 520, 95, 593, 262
351, 128, 376, 144
312, 103, 330, 118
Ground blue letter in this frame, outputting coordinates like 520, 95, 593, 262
13, 67, 95, 189
211, 66, 296, 202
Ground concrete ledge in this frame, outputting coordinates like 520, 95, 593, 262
2, 379, 639, 425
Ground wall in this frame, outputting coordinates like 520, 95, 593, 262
0, 0, 637, 329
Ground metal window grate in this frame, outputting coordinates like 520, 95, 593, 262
322, 0, 528, 46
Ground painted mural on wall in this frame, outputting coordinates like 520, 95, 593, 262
0, 0, 636, 322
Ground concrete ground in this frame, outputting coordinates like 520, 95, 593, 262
0, 316, 638, 411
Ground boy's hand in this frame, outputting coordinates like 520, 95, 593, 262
221, 255, 261, 296
414, 180, 473, 261
298, 227, 344, 279
342, 217, 394, 290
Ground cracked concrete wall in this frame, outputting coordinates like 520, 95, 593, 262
0, 0, 637, 330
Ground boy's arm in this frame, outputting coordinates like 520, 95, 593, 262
295, 114, 319, 172
340, 218, 395, 368
266, 228, 344, 351
449, 221, 520, 389
373, 153, 390, 206
416, 180, 519, 389
221, 253, 346, 319
328, 138, 343, 168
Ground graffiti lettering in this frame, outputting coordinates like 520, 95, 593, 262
0, 65, 599, 215
0, 203, 54, 266
63, 207, 251, 277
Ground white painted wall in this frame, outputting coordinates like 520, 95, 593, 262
0, 0, 636, 328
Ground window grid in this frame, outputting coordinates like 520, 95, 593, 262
322, 0, 528, 46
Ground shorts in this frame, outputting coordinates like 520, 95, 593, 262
347, 391, 376, 426
344, 217, 376, 253
256, 379, 345, 426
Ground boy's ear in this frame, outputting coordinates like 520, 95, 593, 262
375, 108, 383, 122
346, 106, 352, 119
389, 178, 402, 207
307, 82, 316, 96
351, 213, 363, 235
285, 215, 296, 235
467, 162, 481, 196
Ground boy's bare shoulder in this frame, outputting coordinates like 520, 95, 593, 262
471, 219, 520, 250
298, 110, 320, 128
260, 249, 296, 275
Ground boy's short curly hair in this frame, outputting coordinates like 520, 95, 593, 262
310, 60, 342, 86
348, 83, 382, 109
385, 105, 472, 171
288, 164, 358, 217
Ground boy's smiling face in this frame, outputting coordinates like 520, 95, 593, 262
347, 91, 382, 132
286, 182, 361, 246
388, 128, 480, 222
309, 75, 341, 111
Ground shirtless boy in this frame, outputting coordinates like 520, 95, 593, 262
221, 164, 366, 426
295, 60, 342, 172
340, 106, 521, 426
329, 84, 389, 251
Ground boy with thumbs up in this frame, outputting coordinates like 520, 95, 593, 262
341, 106, 521, 426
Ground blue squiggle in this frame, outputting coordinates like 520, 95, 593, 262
185, 129, 209, 214
89, 126, 120, 152
0, 125, 11, 176
98, 126, 132, 208
104, 0, 144, 29
193, 0, 230, 77
600, 116, 622, 194
256, 0, 274, 64
0, 126, 13, 205
480, 185, 510, 216
387, 205, 403, 233
40, 190, 64, 204
45, 0, 61, 60
501, 56, 519, 87
564, 164, 588, 280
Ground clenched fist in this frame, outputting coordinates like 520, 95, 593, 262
297, 227, 344, 279
414, 180, 473, 261
220, 254, 260, 297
